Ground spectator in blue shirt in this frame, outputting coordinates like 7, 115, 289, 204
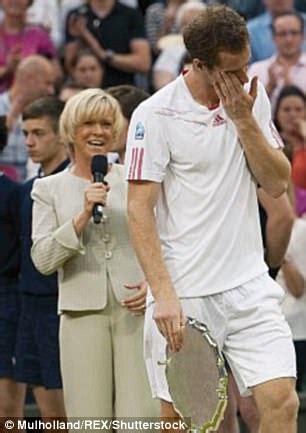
207, 0, 265, 20
247, 0, 306, 63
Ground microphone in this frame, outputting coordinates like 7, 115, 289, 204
90, 154, 108, 224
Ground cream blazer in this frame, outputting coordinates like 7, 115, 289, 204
31, 164, 144, 311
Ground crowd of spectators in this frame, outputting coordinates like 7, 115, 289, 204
0, 0, 304, 180
0, 0, 305, 424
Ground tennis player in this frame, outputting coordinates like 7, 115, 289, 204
125, 5, 298, 433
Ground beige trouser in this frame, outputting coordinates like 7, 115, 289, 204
59, 281, 159, 424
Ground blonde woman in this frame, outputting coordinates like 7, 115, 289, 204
30, 89, 158, 421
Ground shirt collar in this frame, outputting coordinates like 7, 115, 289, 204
38, 159, 70, 178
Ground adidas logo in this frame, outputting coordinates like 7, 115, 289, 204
212, 114, 226, 127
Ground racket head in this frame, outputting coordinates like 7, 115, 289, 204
165, 317, 228, 432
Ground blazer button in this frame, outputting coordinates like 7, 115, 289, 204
105, 251, 112, 260
103, 234, 110, 243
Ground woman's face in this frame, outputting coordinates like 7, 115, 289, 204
73, 115, 114, 163
73, 55, 104, 89
277, 94, 306, 134
2, 0, 30, 17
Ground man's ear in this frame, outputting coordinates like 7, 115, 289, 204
193, 58, 206, 71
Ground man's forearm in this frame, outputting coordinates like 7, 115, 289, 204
81, 29, 150, 73
128, 203, 174, 301
236, 116, 290, 197
108, 52, 151, 73
258, 189, 294, 268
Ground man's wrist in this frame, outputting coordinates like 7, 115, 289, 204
102, 49, 115, 65
154, 287, 177, 302
234, 114, 256, 131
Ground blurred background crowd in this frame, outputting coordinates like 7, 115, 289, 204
0, 0, 305, 430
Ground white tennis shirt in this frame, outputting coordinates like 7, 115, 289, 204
125, 75, 283, 297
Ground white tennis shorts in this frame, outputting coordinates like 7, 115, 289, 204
144, 272, 296, 400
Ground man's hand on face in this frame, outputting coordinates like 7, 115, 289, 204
213, 71, 258, 123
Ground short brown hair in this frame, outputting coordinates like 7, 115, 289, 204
183, 5, 249, 69
23, 97, 65, 134
106, 85, 149, 121
272, 11, 304, 35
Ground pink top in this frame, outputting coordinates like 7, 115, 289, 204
294, 186, 306, 217
0, 164, 20, 182
0, 25, 56, 92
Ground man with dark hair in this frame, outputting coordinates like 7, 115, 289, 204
14, 96, 68, 420
125, 5, 298, 433
107, 84, 149, 163
247, 0, 306, 63
248, 11, 306, 113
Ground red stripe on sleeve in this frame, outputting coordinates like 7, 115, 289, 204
270, 121, 284, 148
128, 148, 136, 179
137, 148, 144, 179
132, 148, 139, 180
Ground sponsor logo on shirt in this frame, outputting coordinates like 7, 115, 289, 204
135, 122, 145, 140
212, 114, 226, 127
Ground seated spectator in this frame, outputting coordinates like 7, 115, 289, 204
278, 216, 306, 391
107, 84, 149, 163
248, 11, 306, 113
70, 49, 104, 88
145, 0, 186, 56
153, 1, 206, 90
58, 80, 86, 102
247, 0, 306, 63
26, 0, 62, 48
64, 0, 151, 87
274, 85, 306, 216
206, 0, 265, 20
0, 0, 60, 94
0, 55, 56, 181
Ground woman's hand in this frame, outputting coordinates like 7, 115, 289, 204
73, 182, 109, 237
122, 281, 148, 315
84, 182, 108, 215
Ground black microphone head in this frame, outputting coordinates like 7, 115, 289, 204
91, 154, 108, 175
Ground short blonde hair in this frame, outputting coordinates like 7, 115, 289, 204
60, 88, 124, 152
